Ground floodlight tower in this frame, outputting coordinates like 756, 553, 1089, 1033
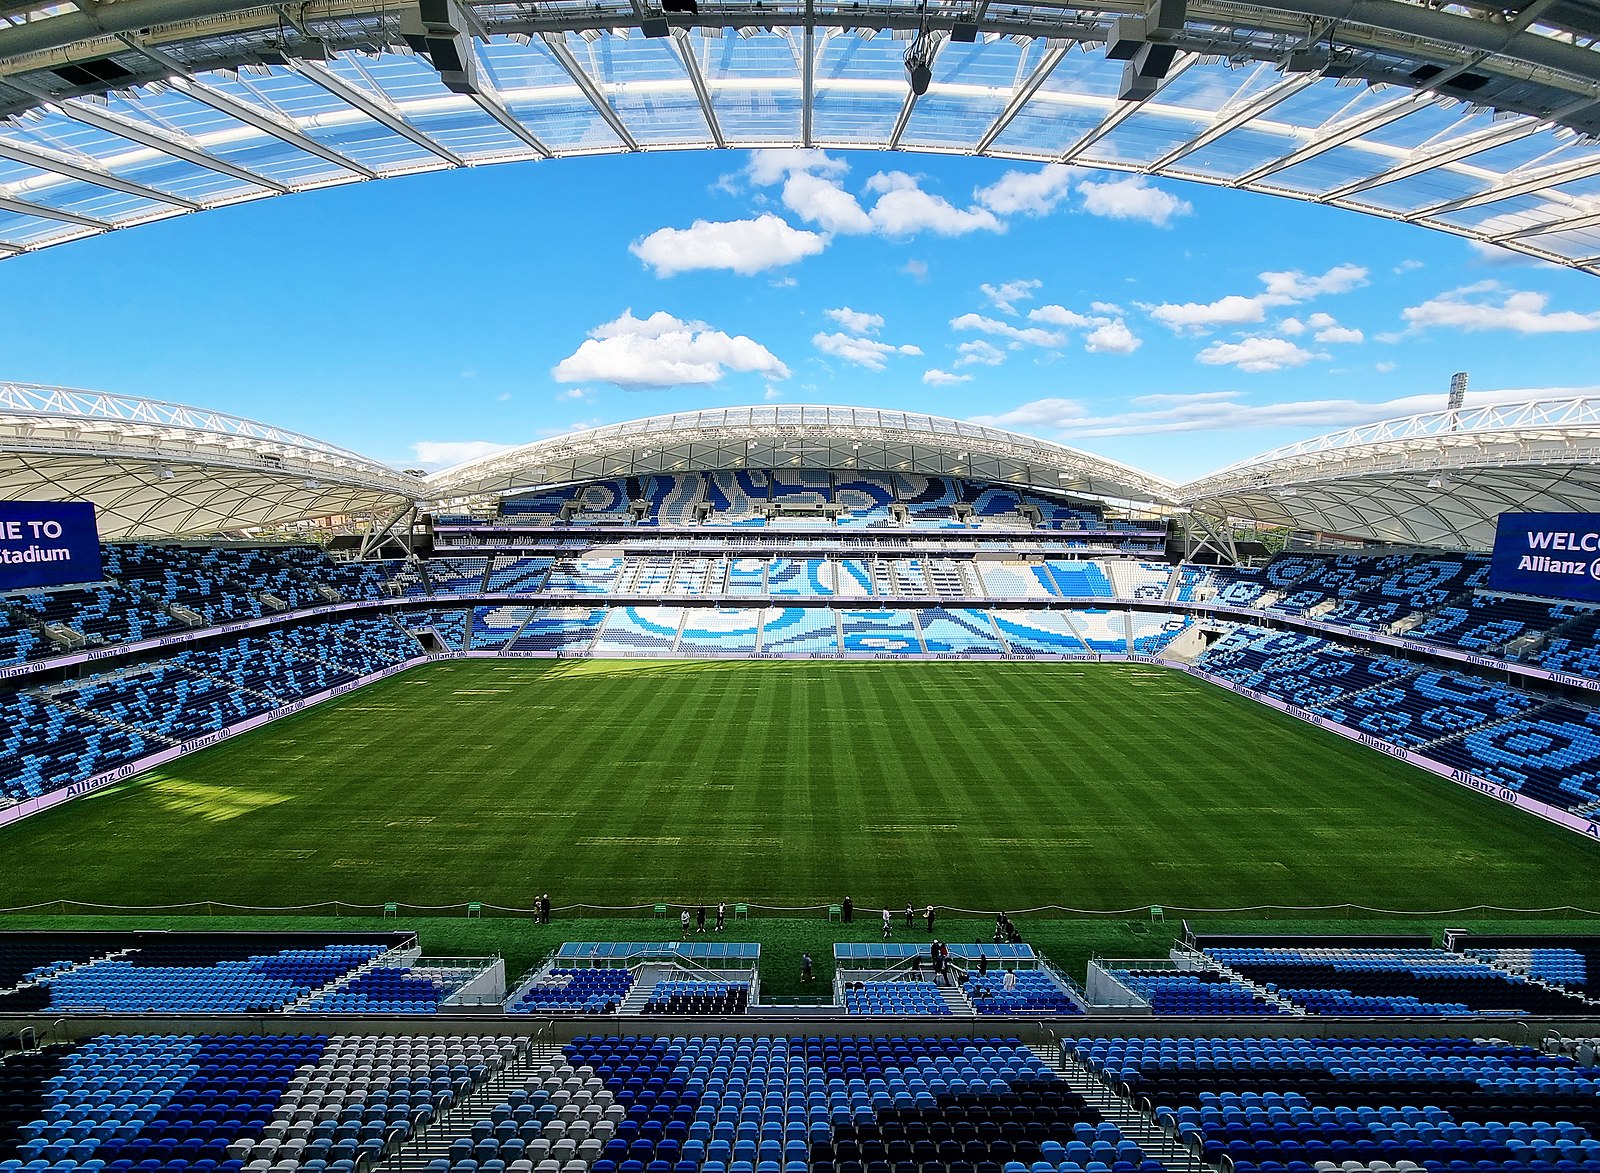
1448, 371, 1468, 431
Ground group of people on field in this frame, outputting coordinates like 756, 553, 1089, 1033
679, 902, 729, 936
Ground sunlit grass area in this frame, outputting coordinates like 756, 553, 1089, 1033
2, 658, 1598, 914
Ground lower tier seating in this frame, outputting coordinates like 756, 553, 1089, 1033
0, 1033, 520, 1172
1074, 1035, 1600, 1173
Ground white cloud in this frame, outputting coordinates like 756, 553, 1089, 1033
1394, 259, 1424, 274
746, 148, 848, 187
973, 384, 1600, 440
1084, 320, 1142, 355
955, 340, 1007, 367
1077, 176, 1192, 227
410, 440, 512, 470
630, 213, 826, 277
764, 385, 784, 401
975, 165, 1075, 216
1029, 304, 1096, 329
981, 279, 1042, 315
1196, 336, 1321, 373
824, 307, 883, 335
922, 368, 973, 386
865, 171, 1004, 236
1146, 264, 1370, 334
950, 312, 1064, 348
1279, 317, 1305, 336
553, 309, 790, 390
1376, 361, 1397, 373
1263, 264, 1368, 300
782, 170, 872, 234
1402, 283, 1600, 334
558, 388, 591, 400
902, 259, 929, 280
1315, 324, 1365, 344
812, 331, 922, 370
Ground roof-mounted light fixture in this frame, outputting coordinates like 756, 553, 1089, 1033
904, 4, 935, 95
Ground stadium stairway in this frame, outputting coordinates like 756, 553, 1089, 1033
1035, 1044, 1206, 1172
388, 1038, 565, 1171
279, 943, 416, 1013
617, 964, 675, 1014
1179, 950, 1304, 1016
938, 978, 977, 1015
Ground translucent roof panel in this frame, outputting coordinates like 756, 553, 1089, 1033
0, 7, 1599, 270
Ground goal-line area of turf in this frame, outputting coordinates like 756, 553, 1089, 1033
2, 658, 1597, 914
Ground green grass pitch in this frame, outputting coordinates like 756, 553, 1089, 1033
2, 658, 1598, 914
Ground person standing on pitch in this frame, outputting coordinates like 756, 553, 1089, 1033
904, 903, 914, 930
696, 904, 706, 933
882, 908, 893, 938
801, 952, 814, 983
842, 896, 853, 925
716, 901, 726, 932
680, 908, 691, 939
925, 905, 936, 934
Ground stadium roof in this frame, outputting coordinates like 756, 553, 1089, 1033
423, 404, 1179, 506
0, 381, 423, 538
2, 0, 1600, 268
1179, 396, 1600, 548
6, 382, 1600, 549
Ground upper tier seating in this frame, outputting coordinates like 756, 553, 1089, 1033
1074, 1034, 1600, 1173
842, 979, 952, 1014
1203, 945, 1596, 1015
1109, 968, 1285, 1015
962, 969, 1084, 1015
0, 1032, 519, 1172
508, 968, 634, 1014
704, 471, 769, 527
471, 473, 1127, 532
0, 933, 406, 1013
640, 980, 750, 1015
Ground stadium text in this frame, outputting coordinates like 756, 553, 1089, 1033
0, 501, 102, 591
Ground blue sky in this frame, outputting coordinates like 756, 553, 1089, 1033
3, 147, 1599, 484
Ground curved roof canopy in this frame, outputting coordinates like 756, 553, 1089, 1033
0, 382, 423, 538
0, 0, 1599, 267
1180, 397, 1600, 549
424, 404, 1178, 506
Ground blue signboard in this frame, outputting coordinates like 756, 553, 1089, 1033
0, 501, 102, 590
1489, 512, 1600, 603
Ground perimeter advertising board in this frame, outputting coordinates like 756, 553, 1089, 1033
1489, 512, 1600, 603
0, 501, 102, 590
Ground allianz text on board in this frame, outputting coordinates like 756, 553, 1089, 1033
1489, 512, 1600, 602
